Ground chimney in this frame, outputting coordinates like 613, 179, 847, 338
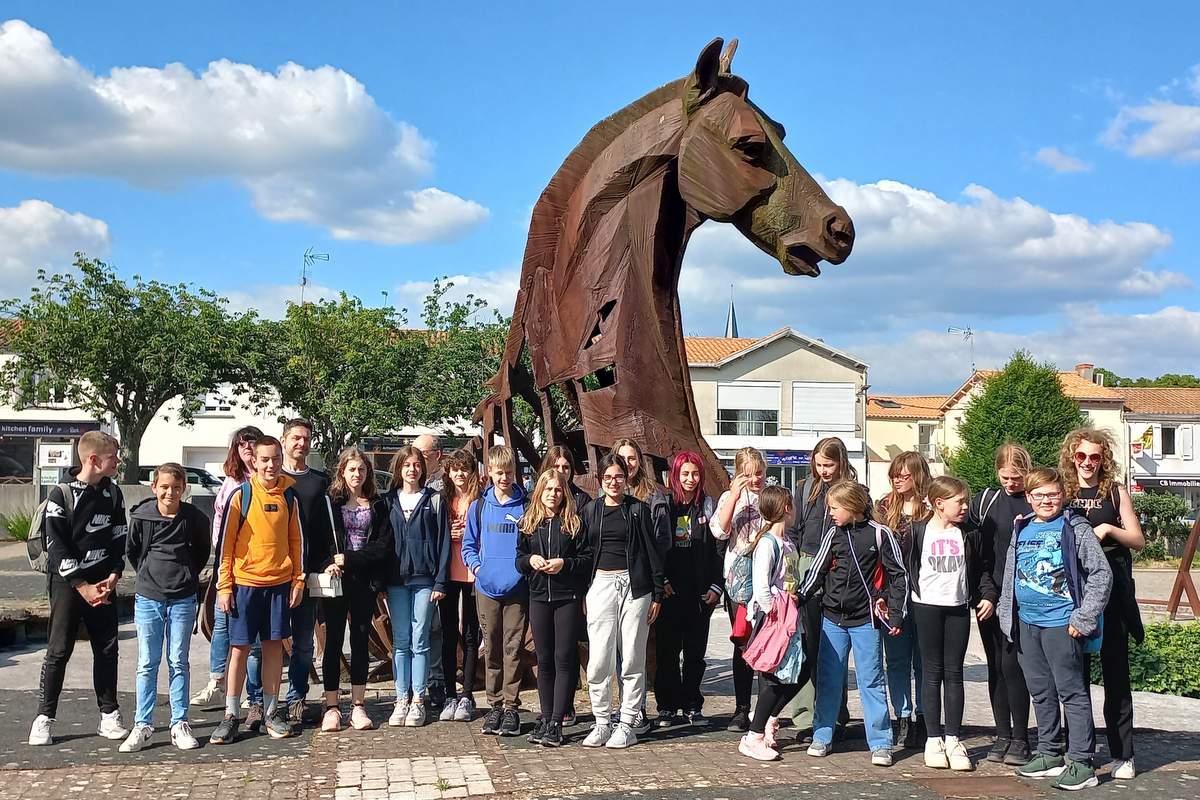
1075, 363, 1095, 383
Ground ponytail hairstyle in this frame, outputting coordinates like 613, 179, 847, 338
668, 451, 706, 507
1058, 427, 1120, 503
927, 475, 970, 519
519, 470, 581, 537
441, 447, 481, 509
750, 484, 793, 549
612, 437, 654, 501
877, 451, 933, 531
808, 437, 857, 506
826, 480, 871, 520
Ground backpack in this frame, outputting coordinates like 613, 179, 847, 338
27, 483, 75, 573
235, 479, 299, 533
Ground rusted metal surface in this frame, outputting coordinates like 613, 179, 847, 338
477, 37, 854, 495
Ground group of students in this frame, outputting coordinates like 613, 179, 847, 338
25, 421, 1144, 790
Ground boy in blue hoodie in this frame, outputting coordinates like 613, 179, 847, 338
461, 446, 528, 736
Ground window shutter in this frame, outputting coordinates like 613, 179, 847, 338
1151, 423, 1162, 458
717, 382, 780, 411
1183, 425, 1194, 461
791, 382, 856, 433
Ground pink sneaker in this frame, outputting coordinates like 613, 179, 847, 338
765, 717, 780, 750
321, 706, 342, 733
738, 732, 780, 762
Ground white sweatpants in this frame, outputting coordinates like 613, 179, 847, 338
586, 570, 652, 725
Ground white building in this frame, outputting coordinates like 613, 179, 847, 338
1124, 388, 1200, 511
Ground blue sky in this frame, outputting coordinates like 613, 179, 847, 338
1, 2, 1198, 393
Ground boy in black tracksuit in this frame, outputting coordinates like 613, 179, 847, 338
653, 492, 722, 726
30, 432, 128, 746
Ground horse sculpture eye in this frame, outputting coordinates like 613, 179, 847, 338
734, 137, 767, 163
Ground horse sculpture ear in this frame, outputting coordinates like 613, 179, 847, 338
684, 38, 724, 117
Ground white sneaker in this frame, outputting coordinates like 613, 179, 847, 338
946, 738, 973, 771
28, 715, 54, 746
925, 736, 949, 769
388, 698, 410, 727
119, 724, 153, 753
1112, 759, 1136, 780
171, 721, 200, 750
871, 748, 894, 767
190, 677, 225, 706
582, 722, 614, 747
98, 710, 129, 740
404, 700, 426, 727
605, 722, 637, 749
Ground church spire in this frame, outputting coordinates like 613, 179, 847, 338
724, 284, 739, 338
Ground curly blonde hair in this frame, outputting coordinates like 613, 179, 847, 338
1058, 427, 1120, 503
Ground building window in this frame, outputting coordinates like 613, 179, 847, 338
197, 391, 234, 415
791, 381, 856, 433
717, 408, 779, 436
918, 423, 938, 462
1162, 426, 1177, 457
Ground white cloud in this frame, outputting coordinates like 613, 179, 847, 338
0, 199, 111, 300
1103, 64, 1200, 162
854, 305, 1200, 394
391, 269, 521, 323
0, 19, 487, 244
1034, 146, 1093, 173
680, 177, 1182, 333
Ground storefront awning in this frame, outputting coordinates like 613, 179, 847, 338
1134, 476, 1200, 489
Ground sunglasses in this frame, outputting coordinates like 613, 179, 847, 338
1073, 452, 1102, 467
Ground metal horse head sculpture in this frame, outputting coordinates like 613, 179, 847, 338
478, 38, 855, 496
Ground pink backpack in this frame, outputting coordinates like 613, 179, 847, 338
742, 588, 800, 674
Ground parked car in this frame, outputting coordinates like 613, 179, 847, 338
137, 465, 223, 496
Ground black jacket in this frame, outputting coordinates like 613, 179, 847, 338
319, 496, 393, 591
797, 518, 908, 629
581, 495, 665, 602
663, 495, 723, 598
968, 488, 1032, 595
906, 519, 996, 608
127, 499, 211, 601
382, 488, 451, 593
515, 516, 592, 603
283, 466, 331, 573
45, 471, 127, 587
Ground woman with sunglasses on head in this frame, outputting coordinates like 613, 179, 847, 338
1059, 428, 1145, 781
969, 443, 1034, 766
191, 427, 266, 729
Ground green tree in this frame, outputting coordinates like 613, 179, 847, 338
946, 351, 1086, 492
1095, 367, 1200, 388
257, 294, 424, 464
0, 255, 262, 482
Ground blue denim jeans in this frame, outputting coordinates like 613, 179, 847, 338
883, 612, 923, 719
814, 617, 893, 752
286, 594, 318, 704
386, 583, 435, 698
211, 606, 263, 703
134, 595, 198, 727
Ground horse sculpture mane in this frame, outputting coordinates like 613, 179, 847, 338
479, 38, 855, 496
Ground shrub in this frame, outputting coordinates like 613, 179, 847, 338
4, 510, 33, 542
1091, 622, 1200, 698
1133, 492, 1191, 563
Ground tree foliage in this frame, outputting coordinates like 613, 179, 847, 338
258, 294, 424, 465
0, 255, 262, 482
946, 351, 1086, 492
1095, 367, 1200, 388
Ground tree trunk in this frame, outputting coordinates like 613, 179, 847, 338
116, 417, 146, 484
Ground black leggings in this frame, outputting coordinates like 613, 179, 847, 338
913, 602, 970, 737
751, 671, 803, 734
978, 612, 1030, 741
1086, 591, 1135, 760
529, 598, 581, 722
439, 582, 480, 696
724, 599, 754, 709
320, 582, 377, 690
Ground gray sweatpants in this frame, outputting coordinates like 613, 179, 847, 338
586, 570, 652, 726
1016, 620, 1095, 762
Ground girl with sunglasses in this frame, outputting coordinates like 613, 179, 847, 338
1058, 428, 1145, 781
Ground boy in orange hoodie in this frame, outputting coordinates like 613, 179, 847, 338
209, 436, 304, 744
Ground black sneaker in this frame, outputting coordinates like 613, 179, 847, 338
527, 719, 546, 744
562, 706, 577, 727
499, 708, 521, 737
631, 708, 652, 735
894, 718, 911, 752
245, 702, 264, 732
988, 737, 1011, 763
266, 707, 293, 739
727, 706, 750, 732
914, 713, 927, 742
796, 728, 814, 745
904, 717, 920, 749
209, 714, 240, 745
1004, 738, 1031, 766
687, 709, 707, 727
542, 721, 563, 747
655, 709, 676, 729
481, 704, 503, 735
428, 683, 447, 711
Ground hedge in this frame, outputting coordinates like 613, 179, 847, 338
1090, 622, 1200, 698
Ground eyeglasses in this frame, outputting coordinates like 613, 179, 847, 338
1073, 452, 1102, 467
601, 475, 626, 484
1029, 492, 1062, 503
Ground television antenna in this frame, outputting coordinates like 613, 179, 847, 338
299, 247, 330, 305
948, 325, 975, 371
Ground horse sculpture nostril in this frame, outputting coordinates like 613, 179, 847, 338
824, 213, 855, 253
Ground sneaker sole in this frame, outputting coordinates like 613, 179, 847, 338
1005, 754, 1032, 766
209, 736, 235, 745
738, 742, 778, 762
173, 740, 200, 750
807, 747, 829, 757
1052, 776, 1099, 791
28, 739, 52, 746
987, 752, 1008, 763
498, 728, 522, 737
925, 758, 950, 769
266, 727, 293, 740
1019, 766, 1067, 778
